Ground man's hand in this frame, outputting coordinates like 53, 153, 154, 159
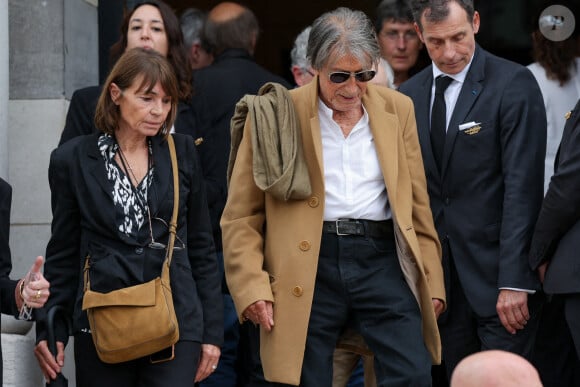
242, 300, 274, 331
496, 290, 529, 334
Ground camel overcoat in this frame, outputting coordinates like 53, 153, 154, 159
221, 78, 445, 385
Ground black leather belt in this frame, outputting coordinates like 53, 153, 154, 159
322, 219, 393, 238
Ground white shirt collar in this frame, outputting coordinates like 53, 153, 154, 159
432, 53, 475, 84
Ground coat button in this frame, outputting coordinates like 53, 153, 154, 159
292, 286, 303, 297
299, 240, 311, 251
308, 196, 319, 207
135, 247, 144, 255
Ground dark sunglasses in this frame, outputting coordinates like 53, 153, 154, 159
328, 70, 376, 84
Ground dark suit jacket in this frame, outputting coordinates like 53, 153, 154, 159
399, 45, 546, 316
36, 133, 223, 347
0, 178, 19, 383
180, 48, 292, 253
529, 99, 580, 294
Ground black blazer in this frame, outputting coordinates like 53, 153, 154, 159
0, 178, 19, 384
399, 46, 546, 316
0, 178, 18, 316
529, 99, 580, 294
36, 133, 223, 347
181, 48, 292, 252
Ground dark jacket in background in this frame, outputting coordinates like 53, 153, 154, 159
529, 99, 580, 294
179, 48, 292, 253
0, 177, 20, 384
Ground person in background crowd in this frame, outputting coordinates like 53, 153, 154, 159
399, 0, 546, 380
180, 7, 214, 71
0, 177, 50, 385
525, 3, 580, 386
184, 2, 291, 386
58, 0, 193, 146
375, 0, 427, 89
222, 6, 445, 386
33, 48, 223, 387
527, 1, 580, 194
290, 26, 314, 87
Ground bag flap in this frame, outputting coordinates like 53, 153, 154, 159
82, 278, 159, 310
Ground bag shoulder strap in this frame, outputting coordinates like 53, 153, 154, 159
165, 134, 179, 269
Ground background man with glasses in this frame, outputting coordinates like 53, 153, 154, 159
222, 7, 445, 386
375, 0, 428, 89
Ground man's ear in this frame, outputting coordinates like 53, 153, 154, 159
414, 22, 425, 43
110, 83, 122, 105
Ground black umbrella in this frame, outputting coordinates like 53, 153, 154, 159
45, 305, 71, 387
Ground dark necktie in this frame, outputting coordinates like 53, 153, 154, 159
430, 75, 453, 170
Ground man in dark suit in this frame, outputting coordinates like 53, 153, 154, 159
399, 0, 546, 378
178, 2, 291, 386
529, 99, 580, 361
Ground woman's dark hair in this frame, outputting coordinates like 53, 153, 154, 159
109, 0, 191, 100
95, 48, 179, 139
530, 1, 580, 85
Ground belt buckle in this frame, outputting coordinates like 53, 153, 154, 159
335, 219, 350, 236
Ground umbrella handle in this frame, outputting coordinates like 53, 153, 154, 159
45, 305, 71, 387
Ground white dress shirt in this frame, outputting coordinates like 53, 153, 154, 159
318, 100, 391, 221
430, 57, 474, 131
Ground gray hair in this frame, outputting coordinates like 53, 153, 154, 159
180, 8, 207, 48
307, 7, 380, 71
290, 26, 312, 69
410, 0, 475, 31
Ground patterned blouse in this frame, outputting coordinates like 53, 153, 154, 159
98, 134, 154, 238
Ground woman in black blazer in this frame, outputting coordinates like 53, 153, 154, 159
34, 48, 223, 387
58, 0, 194, 146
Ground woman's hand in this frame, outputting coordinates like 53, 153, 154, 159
34, 340, 65, 382
18, 256, 50, 309
194, 343, 221, 382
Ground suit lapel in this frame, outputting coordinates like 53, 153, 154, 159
87, 133, 114, 203
149, 135, 171, 216
364, 88, 399, 201
441, 47, 484, 176
414, 72, 441, 180
294, 79, 324, 192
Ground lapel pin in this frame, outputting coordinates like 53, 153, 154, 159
194, 137, 204, 146
464, 125, 481, 135
565, 111, 572, 120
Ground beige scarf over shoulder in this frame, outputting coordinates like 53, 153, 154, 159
228, 82, 311, 201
